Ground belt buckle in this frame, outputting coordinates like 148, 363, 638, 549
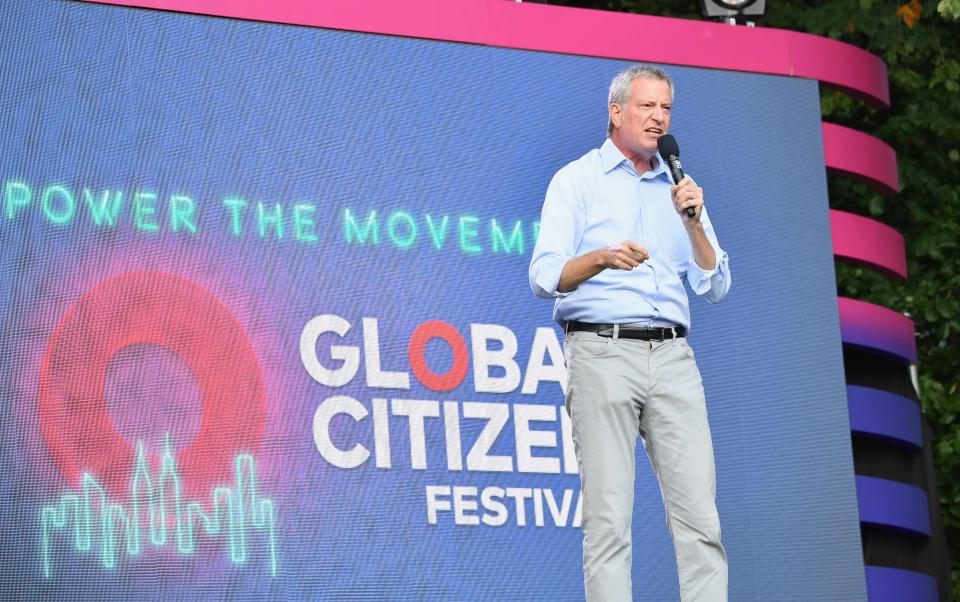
651, 326, 676, 341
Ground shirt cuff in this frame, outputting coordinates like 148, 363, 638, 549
530, 255, 573, 299
687, 250, 727, 295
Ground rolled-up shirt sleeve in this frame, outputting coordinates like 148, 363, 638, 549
529, 168, 585, 299
685, 205, 731, 304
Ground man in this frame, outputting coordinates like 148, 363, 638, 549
529, 64, 730, 601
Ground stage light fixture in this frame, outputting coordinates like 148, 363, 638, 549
699, 0, 766, 26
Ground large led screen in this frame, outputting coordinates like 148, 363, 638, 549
0, 0, 866, 599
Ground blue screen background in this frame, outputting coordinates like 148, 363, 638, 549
0, 1, 865, 599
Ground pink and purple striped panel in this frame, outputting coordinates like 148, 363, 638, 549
823, 122, 900, 195
838, 297, 917, 363
831, 210, 907, 279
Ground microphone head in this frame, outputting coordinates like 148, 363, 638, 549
656, 134, 679, 158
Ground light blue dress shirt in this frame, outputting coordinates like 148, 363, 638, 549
529, 138, 731, 329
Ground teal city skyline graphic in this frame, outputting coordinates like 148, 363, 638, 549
40, 435, 278, 578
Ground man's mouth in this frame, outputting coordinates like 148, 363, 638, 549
645, 128, 663, 136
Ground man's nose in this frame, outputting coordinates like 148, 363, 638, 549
652, 106, 665, 122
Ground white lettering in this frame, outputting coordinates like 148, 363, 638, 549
300, 315, 359, 387
463, 402, 513, 472
471, 323, 520, 393
362, 317, 410, 389
513, 403, 560, 474
426, 485, 451, 524
505, 487, 533, 526
522, 327, 566, 395
453, 486, 480, 525
392, 398, 440, 470
443, 401, 463, 471
372, 397, 392, 468
480, 486, 507, 526
313, 395, 369, 468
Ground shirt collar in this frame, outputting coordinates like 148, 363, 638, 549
600, 137, 669, 179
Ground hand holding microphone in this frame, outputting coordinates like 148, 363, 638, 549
657, 134, 704, 223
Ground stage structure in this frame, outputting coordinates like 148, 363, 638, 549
0, 0, 943, 599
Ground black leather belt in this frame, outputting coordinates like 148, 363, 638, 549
565, 321, 686, 340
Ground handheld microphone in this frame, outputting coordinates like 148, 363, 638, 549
657, 134, 695, 218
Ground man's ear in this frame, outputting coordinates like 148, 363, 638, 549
609, 103, 621, 129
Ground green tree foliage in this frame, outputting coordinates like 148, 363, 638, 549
940, 0, 960, 19
556, 0, 960, 592
761, 7, 960, 594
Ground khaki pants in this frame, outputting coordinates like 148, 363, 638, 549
564, 330, 728, 601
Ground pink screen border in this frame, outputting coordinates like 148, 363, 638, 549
75, 0, 889, 107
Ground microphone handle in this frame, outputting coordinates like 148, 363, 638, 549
667, 155, 696, 218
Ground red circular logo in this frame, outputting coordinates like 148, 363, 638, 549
407, 320, 469, 392
38, 272, 265, 498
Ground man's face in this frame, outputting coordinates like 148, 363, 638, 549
610, 76, 672, 159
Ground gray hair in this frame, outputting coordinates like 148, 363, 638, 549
606, 64, 675, 137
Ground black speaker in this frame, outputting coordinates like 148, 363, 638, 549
699, 0, 767, 23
